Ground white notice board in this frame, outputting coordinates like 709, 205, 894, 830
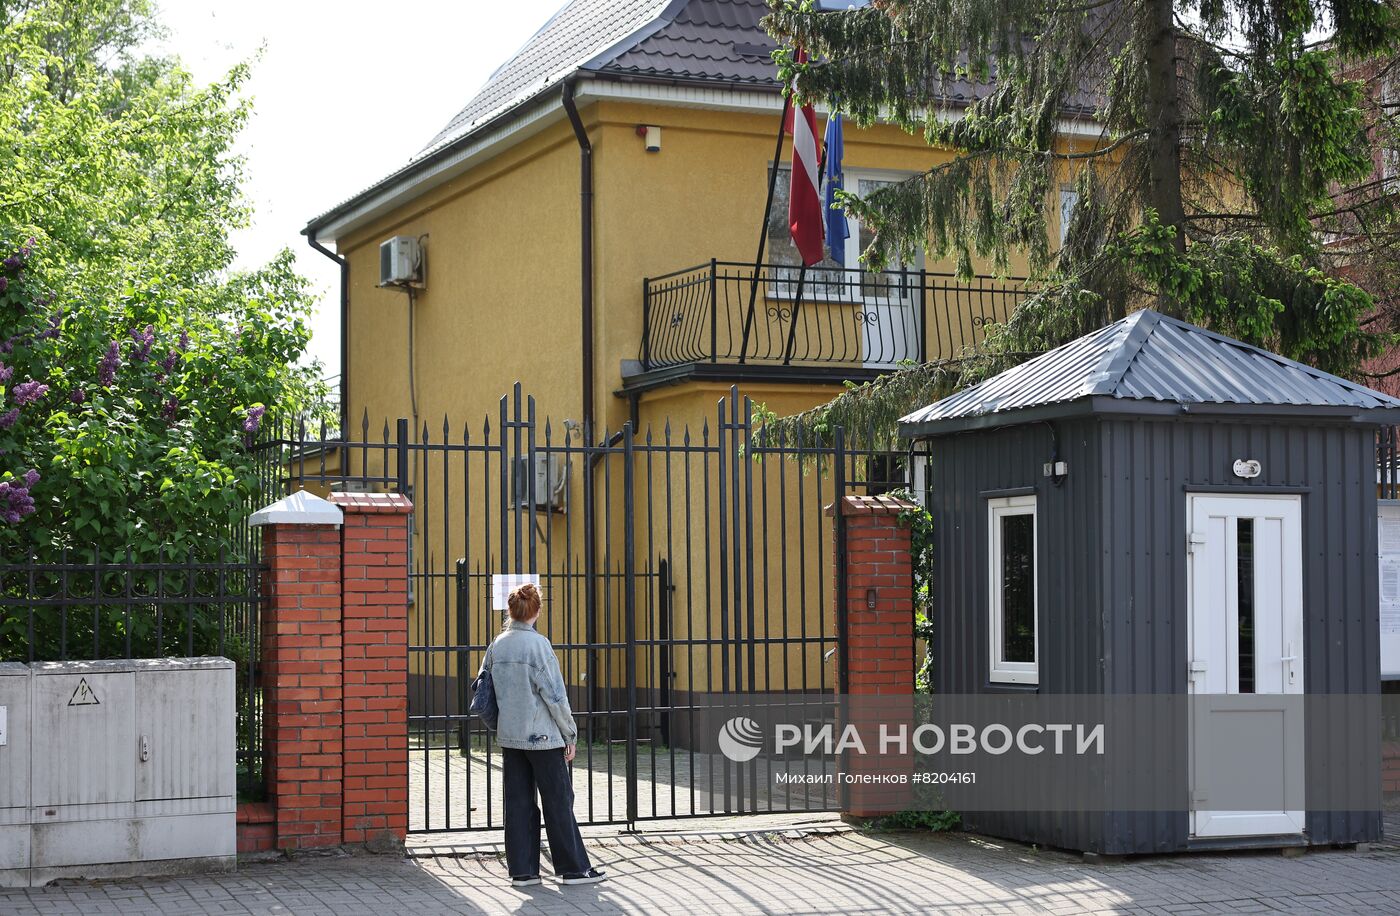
491, 573, 541, 611
1379, 501, 1400, 678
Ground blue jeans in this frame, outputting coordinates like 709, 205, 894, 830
502, 746, 591, 877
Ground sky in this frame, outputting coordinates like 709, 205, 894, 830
151, 0, 566, 378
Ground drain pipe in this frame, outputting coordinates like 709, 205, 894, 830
307, 233, 350, 444
562, 79, 595, 438
563, 78, 601, 721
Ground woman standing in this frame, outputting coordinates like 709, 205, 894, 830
485, 582, 606, 887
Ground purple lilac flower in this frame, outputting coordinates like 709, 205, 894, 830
37, 312, 61, 341
1, 257, 18, 271
162, 397, 180, 424
0, 362, 10, 383
130, 325, 155, 363
0, 338, 13, 355
178, 330, 190, 351
0, 478, 36, 524
22, 469, 38, 488
0, 409, 17, 429
0, 277, 8, 294
69, 388, 86, 405
98, 340, 120, 386
243, 405, 266, 434
160, 351, 178, 373
11, 380, 46, 406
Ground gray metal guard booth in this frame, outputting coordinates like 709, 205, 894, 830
900, 309, 1400, 855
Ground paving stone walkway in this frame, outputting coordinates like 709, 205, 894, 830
409, 738, 838, 832
4, 816, 1400, 915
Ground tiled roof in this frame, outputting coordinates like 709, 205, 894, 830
900, 310, 1400, 434
417, 0, 677, 157
417, 0, 992, 158
303, 0, 1023, 236
601, 0, 778, 86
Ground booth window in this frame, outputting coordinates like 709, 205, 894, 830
989, 494, 1038, 684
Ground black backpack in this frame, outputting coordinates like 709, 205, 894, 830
469, 648, 499, 731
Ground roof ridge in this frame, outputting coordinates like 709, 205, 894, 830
579, 0, 693, 72
1086, 309, 1160, 396
1150, 310, 1400, 404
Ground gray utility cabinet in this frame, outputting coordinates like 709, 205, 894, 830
0, 658, 235, 887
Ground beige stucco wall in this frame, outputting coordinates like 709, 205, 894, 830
331, 94, 1066, 701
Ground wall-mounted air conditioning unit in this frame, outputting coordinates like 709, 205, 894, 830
379, 235, 424, 288
513, 454, 567, 512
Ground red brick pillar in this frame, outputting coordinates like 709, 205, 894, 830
253, 492, 346, 850
828, 494, 917, 818
330, 492, 412, 848
249, 489, 413, 854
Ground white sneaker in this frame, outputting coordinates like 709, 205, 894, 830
560, 868, 607, 885
511, 875, 542, 888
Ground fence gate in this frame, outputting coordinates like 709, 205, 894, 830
285, 385, 899, 834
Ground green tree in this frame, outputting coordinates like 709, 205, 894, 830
0, 0, 326, 657
762, 0, 1400, 439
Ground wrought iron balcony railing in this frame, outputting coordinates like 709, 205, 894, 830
640, 260, 1031, 371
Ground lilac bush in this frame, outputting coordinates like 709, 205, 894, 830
0, 238, 327, 560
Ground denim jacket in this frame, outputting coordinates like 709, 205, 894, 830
485, 620, 578, 750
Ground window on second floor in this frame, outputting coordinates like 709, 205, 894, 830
765, 164, 920, 301
1059, 188, 1080, 249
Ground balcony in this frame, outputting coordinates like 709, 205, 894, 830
628, 260, 1031, 391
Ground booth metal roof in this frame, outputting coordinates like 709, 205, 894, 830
900, 309, 1400, 436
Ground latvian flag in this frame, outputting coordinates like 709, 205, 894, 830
786, 51, 825, 267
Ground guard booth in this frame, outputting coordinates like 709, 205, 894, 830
900, 309, 1397, 854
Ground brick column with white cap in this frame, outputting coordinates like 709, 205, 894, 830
828, 494, 917, 819
329, 491, 412, 848
247, 489, 413, 853
250, 490, 346, 850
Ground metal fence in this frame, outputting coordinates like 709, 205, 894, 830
641, 260, 1030, 370
269, 385, 907, 832
0, 549, 266, 797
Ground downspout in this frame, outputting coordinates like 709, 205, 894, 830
562, 79, 595, 438
307, 232, 350, 446
563, 78, 601, 719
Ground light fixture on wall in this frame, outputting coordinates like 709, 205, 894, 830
636, 124, 661, 152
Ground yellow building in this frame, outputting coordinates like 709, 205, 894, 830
300, 0, 1073, 748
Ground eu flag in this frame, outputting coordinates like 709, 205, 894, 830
823, 113, 850, 266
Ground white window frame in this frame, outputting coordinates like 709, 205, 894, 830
988, 494, 1038, 684
766, 165, 922, 303
1058, 187, 1079, 248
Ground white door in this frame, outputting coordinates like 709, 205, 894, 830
1186, 494, 1305, 838
851, 177, 920, 368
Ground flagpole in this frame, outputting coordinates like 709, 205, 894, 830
782, 265, 807, 365
738, 91, 793, 364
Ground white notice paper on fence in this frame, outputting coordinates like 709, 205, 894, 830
1383, 518, 1400, 554
1383, 558, 1400, 630
492, 573, 541, 611
1379, 502, 1400, 678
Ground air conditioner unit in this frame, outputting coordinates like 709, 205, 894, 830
513, 454, 567, 512
378, 236, 424, 288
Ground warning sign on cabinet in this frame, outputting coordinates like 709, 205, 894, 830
66, 677, 100, 707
